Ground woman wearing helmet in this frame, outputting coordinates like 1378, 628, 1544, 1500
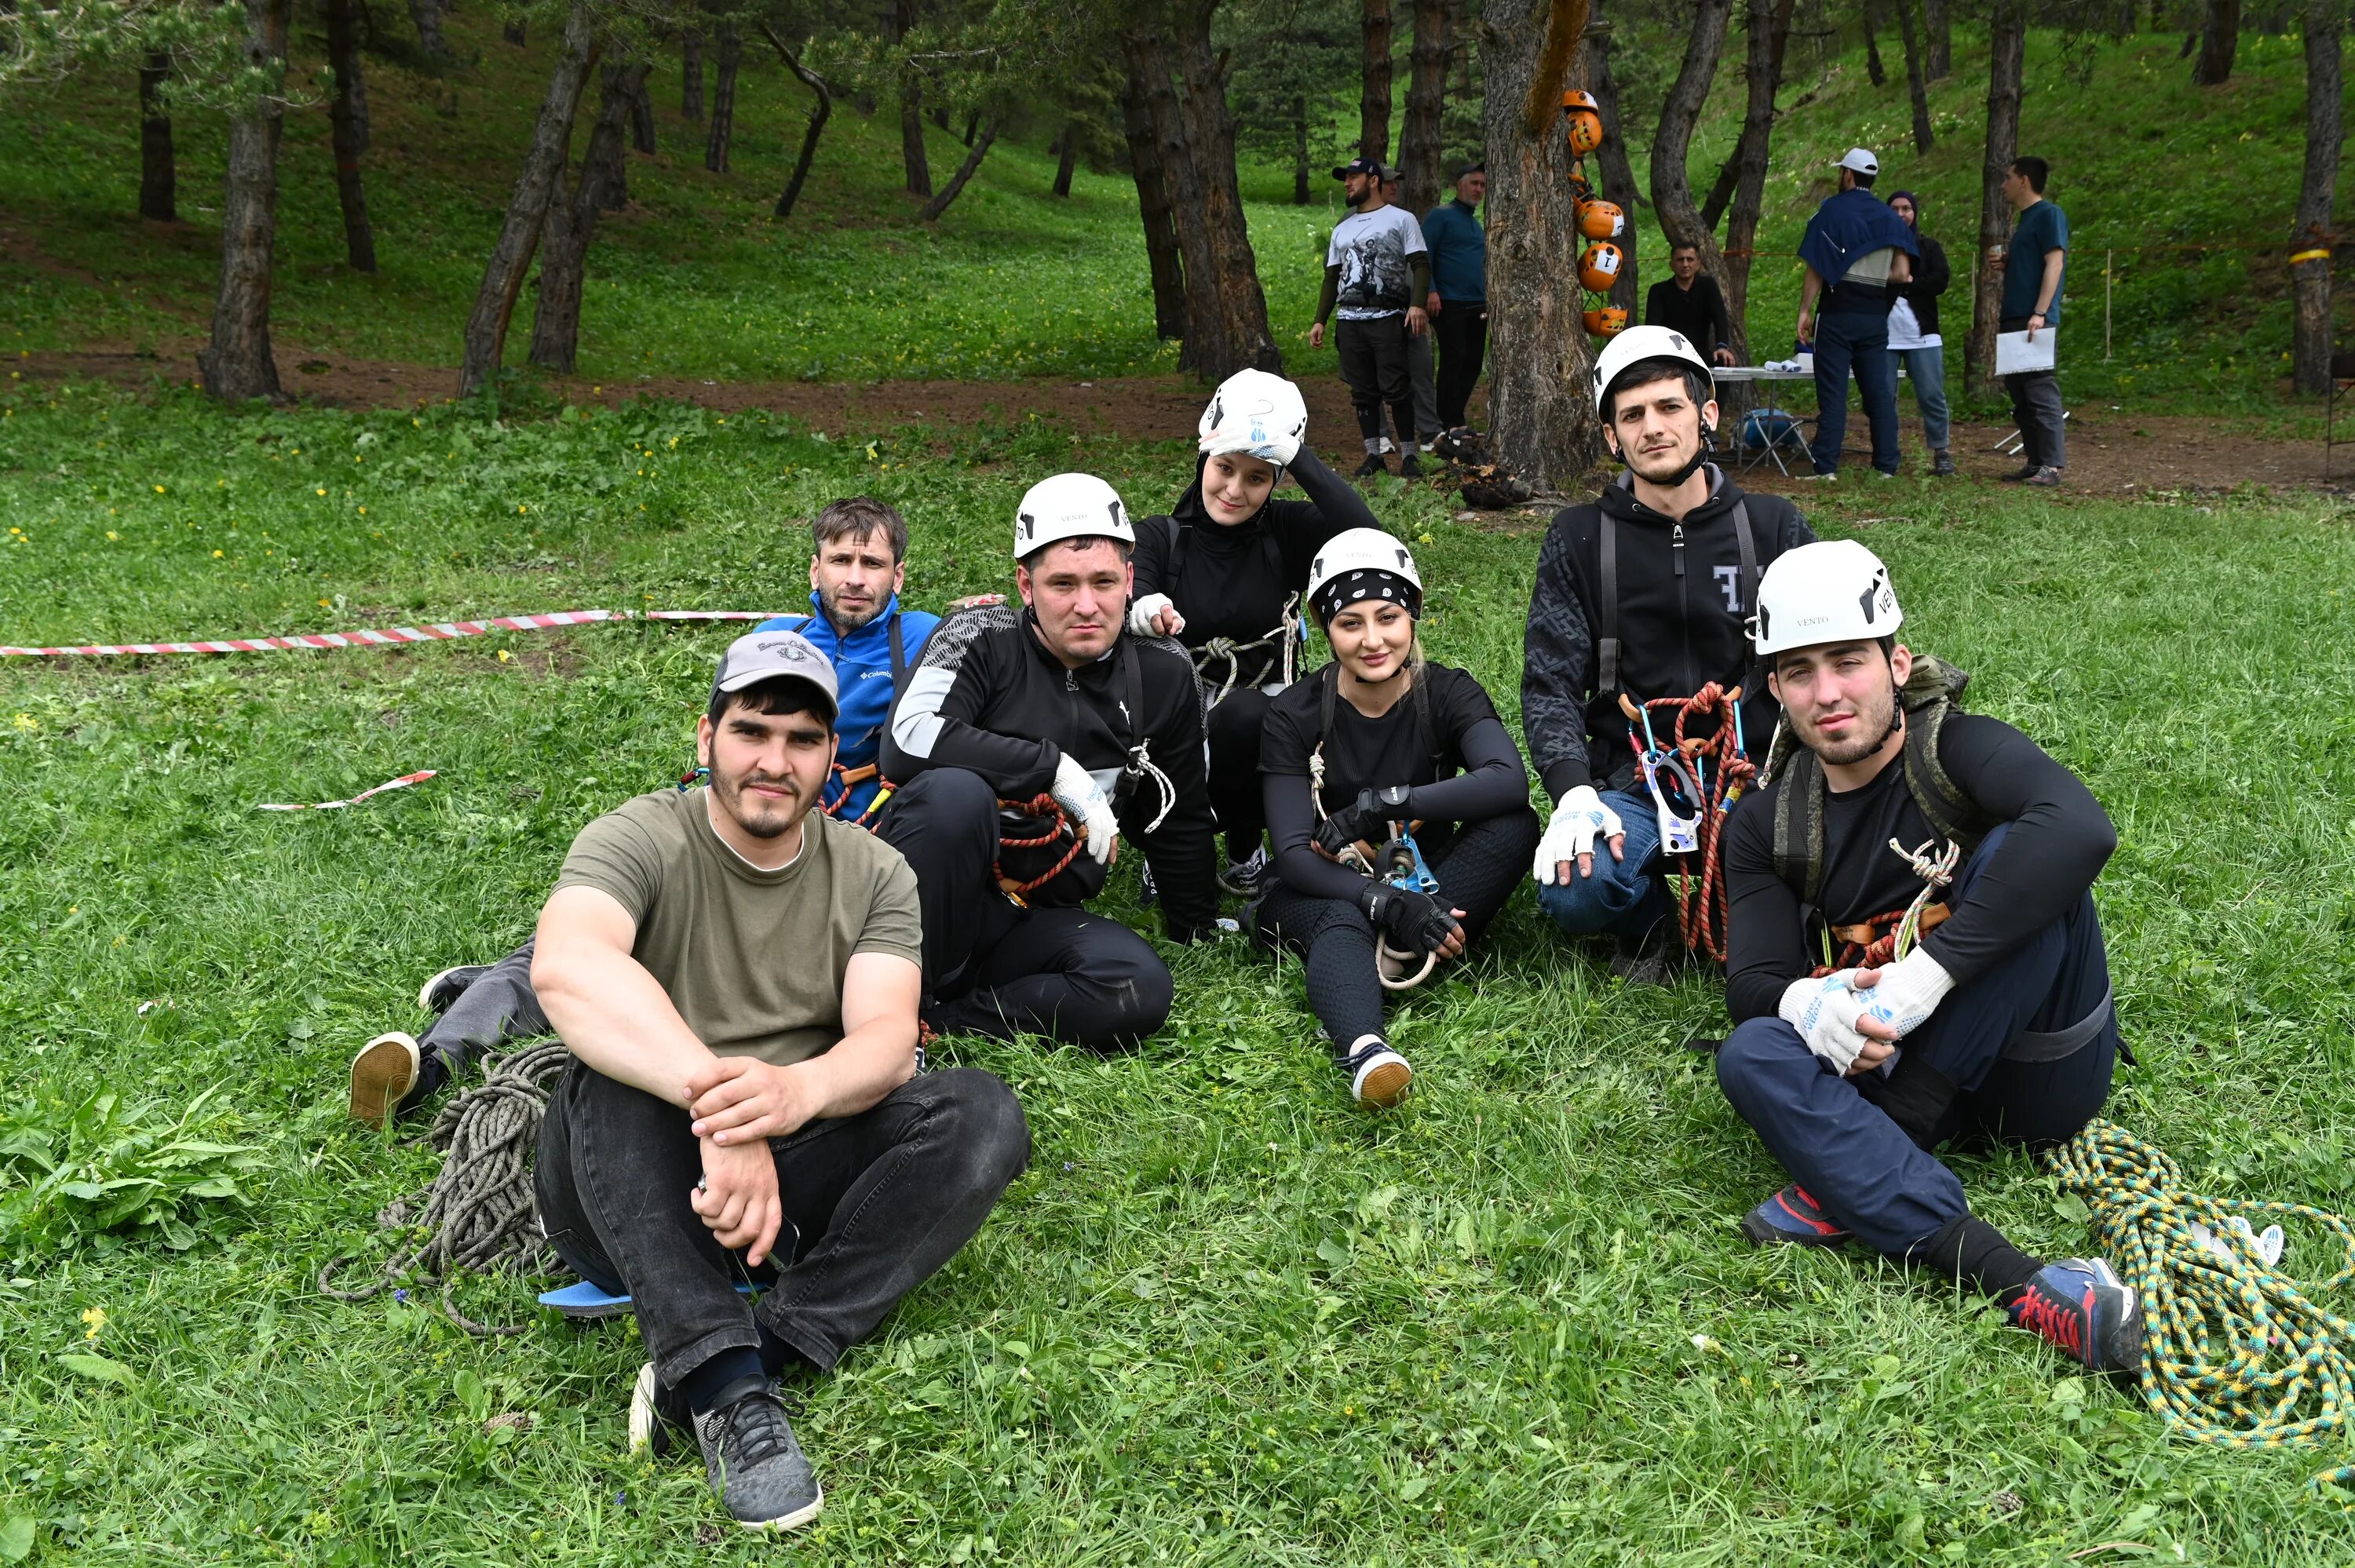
1129, 368, 1384, 893
1254, 528, 1540, 1107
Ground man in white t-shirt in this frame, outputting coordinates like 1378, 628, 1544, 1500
1884, 189, 1955, 477
1309, 155, 1431, 480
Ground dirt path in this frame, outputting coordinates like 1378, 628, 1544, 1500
17, 344, 2351, 501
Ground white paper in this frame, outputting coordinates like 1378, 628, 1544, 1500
1995, 328, 2057, 375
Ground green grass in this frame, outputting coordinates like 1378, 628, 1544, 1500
5, 379, 2355, 1563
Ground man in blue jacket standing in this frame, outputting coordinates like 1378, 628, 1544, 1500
345, 498, 943, 1125
1420, 162, 1488, 432
1795, 148, 1917, 480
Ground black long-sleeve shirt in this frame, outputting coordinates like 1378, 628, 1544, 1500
1894, 232, 1952, 338
881, 603, 1218, 939
1644, 275, 1735, 359
1722, 713, 2118, 1023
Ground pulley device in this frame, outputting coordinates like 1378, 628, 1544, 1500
1618, 682, 1755, 961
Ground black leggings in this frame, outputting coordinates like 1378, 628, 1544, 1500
1254, 806, 1539, 1062
1205, 685, 1273, 859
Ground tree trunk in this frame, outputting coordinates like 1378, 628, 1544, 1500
502, 18, 524, 44
629, 73, 655, 155
2290, 0, 2342, 394
1922, 0, 1950, 78
705, 29, 740, 173
1586, 0, 1641, 315
1360, 0, 1394, 161
1481, 0, 1597, 489
1396, 0, 1452, 216
963, 109, 979, 145
529, 62, 643, 374
2193, 0, 2239, 83
199, 0, 293, 402
323, 0, 376, 271
1131, 22, 1226, 373
1173, 0, 1281, 375
458, 5, 598, 399
1649, 0, 1738, 312
137, 50, 176, 222
1291, 93, 1311, 203
917, 118, 996, 220
1121, 42, 1188, 340
1053, 122, 1079, 196
1722, 0, 1795, 356
1964, 0, 2025, 397
896, 82, 932, 193
682, 29, 703, 121
407, 0, 444, 59
1863, 0, 1886, 86
1896, 0, 1933, 151
761, 27, 832, 221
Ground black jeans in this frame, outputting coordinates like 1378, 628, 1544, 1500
535, 1060, 1029, 1389
1205, 686, 1274, 858
1433, 300, 1488, 429
876, 767, 1174, 1052
1999, 315, 2066, 469
1334, 315, 1417, 450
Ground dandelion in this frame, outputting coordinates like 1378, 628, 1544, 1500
315, 488, 326, 497
106, 531, 118, 541
12, 713, 36, 731
212, 549, 224, 558
358, 507, 366, 515
517, 504, 528, 513
81, 1306, 106, 1338
153, 484, 165, 494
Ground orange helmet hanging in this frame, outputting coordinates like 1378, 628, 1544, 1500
1583, 305, 1630, 338
1576, 199, 1627, 241
1578, 242, 1625, 293
1562, 88, 1605, 156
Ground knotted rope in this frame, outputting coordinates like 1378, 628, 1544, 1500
319, 1041, 571, 1336
994, 793, 1087, 896
1812, 837, 1962, 975
1192, 596, 1300, 708
2049, 1118, 2355, 1496
1619, 682, 1755, 962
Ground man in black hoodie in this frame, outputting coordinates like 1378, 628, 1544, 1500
879, 472, 1218, 1052
1523, 326, 1815, 980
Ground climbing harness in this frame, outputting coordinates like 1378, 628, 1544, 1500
1617, 682, 1756, 962
319, 1041, 571, 1336
1811, 836, 1961, 975
1305, 661, 1451, 990
1592, 485, 1759, 706
2049, 1118, 2355, 1497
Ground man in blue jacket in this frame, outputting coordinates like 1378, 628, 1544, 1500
1420, 162, 1489, 432
345, 498, 943, 1125
1794, 148, 1917, 480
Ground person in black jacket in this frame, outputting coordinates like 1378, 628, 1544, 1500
1641, 240, 1736, 366
1523, 326, 1813, 983
878, 473, 1218, 1053
1254, 529, 1539, 1108
1715, 540, 2141, 1375
1885, 191, 1955, 477
1130, 370, 1382, 895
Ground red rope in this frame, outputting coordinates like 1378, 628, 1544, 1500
1624, 682, 1754, 964
992, 792, 1086, 896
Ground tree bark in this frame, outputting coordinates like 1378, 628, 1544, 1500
761, 27, 832, 221
2290, 0, 2342, 394
1053, 122, 1079, 196
1360, 0, 1394, 161
1863, 0, 1886, 86
1964, 0, 2025, 397
138, 50, 177, 222
1291, 92, 1311, 203
1649, 0, 1737, 310
1922, 0, 1950, 78
458, 5, 598, 399
529, 62, 644, 374
629, 73, 655, 155
1481, 0, 1598, 489
1896, 0, 1933, 150
1131, 22, 1226, 373
917, 118, 996, 220
2193, 0, 2239, 83
682, 29, 703, 121
1586, 1, 1641, 315
704, 28, 740, 173
407, 0, 444, 59
199, 0, 293, 402
962, 109, 979, 145
1172, 0, 1281, 374
1722, 0, 1795, 356
323, 0, 376, 270
1397, 0, 1453, 217
503, 18, 525, 45
1120, 41, 1188, 340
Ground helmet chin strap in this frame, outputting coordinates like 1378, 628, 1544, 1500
1610, 422, 1717, 490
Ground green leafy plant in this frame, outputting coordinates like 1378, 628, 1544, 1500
0, 1085, 260, 1252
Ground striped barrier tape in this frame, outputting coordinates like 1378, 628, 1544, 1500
257, 770, 439, 812
0, 608, 790, 658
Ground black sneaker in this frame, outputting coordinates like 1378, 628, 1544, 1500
418, 964, 491, 1014
1999, 462, 2038, 483
692, 1377, 823, 1530
1398, 455, 1423, 478
1740, 1183, 1854, 1247
2024, 465, 2062, 487
2005, 1259, 2144, 1374
1608, 921, 1685, 987
1930, 450, 1957, 476
1352, 454, 1388, 480
1218, 844, 1270, 898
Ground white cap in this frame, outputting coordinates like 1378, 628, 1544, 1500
1833, 147, 1879, 176
1013, 472, 1134, 560
1751, 539, 1904, 657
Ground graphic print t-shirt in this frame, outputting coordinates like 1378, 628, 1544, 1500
1327, 206, 1427, 320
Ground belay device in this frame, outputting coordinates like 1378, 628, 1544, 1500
1618, 683, 1755, 962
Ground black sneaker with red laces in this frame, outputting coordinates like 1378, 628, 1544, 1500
2003, 1257, 2144, 1374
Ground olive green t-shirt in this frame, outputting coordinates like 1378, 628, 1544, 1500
552, 787, 923, 1067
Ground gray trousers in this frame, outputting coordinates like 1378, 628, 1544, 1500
1998, 315, 2066, 469
419, 939, 547, 1073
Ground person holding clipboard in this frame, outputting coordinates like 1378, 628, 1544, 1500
1993, 157, 2068, 488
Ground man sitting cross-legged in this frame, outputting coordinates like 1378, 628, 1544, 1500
530, 629, 1029, 1530
1715, 540, 2140, 1374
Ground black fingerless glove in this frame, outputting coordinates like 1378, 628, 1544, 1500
1315, 784, 1411, 858
1357, 880, 1461, 956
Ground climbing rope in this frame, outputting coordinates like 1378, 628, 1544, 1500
1619, 683, 1755, 962
2048, 1118, 2355, 1497
319, 1041, 571, 1336
1812, 837, 1962, 975
1192, 596, 1301, 708
994, 793, 1087, 896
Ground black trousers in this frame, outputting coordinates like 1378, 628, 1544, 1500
1999, 316, 2066, 469
1433, 300, 1488, 429
1334, 315, 1417, 450
876, 767, 1174, 1052
535, 1061, 1029, 1388
1206, 686, 1274, 859
1253, 806, 1539, 1061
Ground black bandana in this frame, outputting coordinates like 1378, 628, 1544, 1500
1313, 567, 1422, 627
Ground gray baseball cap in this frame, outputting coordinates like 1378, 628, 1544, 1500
710, 629, 838, 722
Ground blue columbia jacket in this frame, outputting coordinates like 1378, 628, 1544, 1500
755, 593, 940, 817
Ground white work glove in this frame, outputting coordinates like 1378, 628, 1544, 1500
1533, 785, 1624, 885
1126, 592, 1183, 639
1050, 753, 1119, 866
1779, 971, 1877, 1074
1855, 946, 1955, 1040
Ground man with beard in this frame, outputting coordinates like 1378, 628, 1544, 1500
1309, 155, 1430, 478
1714, 541, 2139, 1373
529, 629, 1030, 1528
347, 498, 940, 1126
1523, 326, 1814, 981
879, 472, 1218, 1052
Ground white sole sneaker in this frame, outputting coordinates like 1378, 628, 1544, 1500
627, 1362, 660, 1456
1350, 1048, 1415, 1109
417, 964, 487, 1013
348, 1032, 419, 1127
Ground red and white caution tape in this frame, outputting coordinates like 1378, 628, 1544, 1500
257, 770, 438, 812
0, 608, 790, 658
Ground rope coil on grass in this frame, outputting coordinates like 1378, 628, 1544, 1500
2048, 1118, 2355, 1496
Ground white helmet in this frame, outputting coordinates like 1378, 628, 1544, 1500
1013, 472, 1134, 560
1306, 527, 1422, 620
1590, 323, 1715, 418
1199, 368, 1307, 469
1751, 539, 1903, 656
